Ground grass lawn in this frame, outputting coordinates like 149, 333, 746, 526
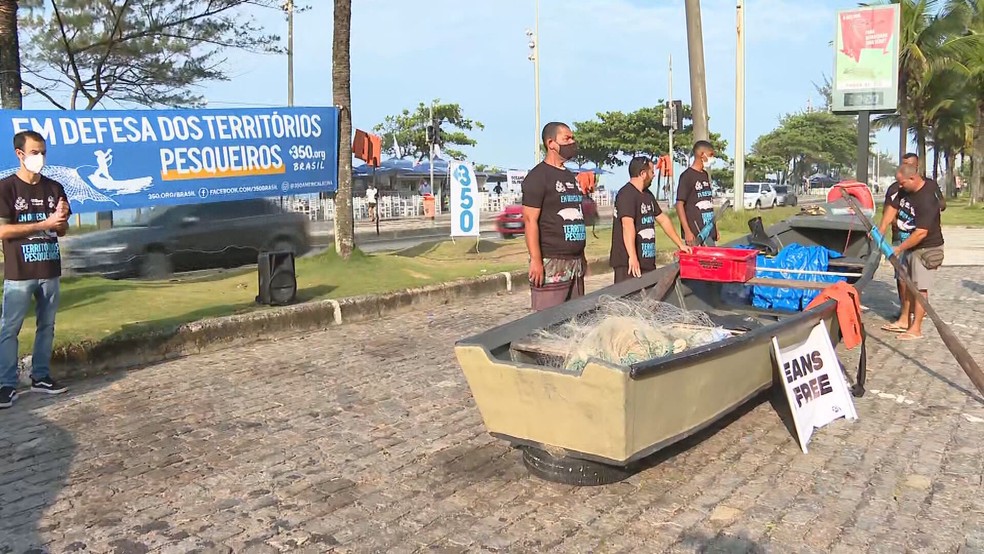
940, 197, 984, 227
9, 204, 815, 354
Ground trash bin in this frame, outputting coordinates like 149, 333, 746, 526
422, 195, 435, 219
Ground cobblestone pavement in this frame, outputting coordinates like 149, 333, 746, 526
1, 266, 982, 554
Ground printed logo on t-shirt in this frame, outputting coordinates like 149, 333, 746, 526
896, 196, 917, 240
14, 197, 27, 211
558, 188, 586, 242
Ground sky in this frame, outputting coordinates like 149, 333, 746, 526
26, 0, 902, 175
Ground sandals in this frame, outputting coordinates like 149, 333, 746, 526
881, 323, 907, 333
898, 332, 923, 341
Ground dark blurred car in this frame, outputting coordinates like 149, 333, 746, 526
495, 196, 599, 238
774, 184, 798, 206
63, 199, 312, 279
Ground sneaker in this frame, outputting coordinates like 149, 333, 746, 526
0, 386, 16, 408
31, 377, 67, 395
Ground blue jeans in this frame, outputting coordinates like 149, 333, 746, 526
0, 278, 60, 387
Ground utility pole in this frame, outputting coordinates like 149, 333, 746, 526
734, 0, 745, 211
287, 0, 294, 107
527, 0, 541, 164
685, 0, 710, 142
429, 102, 436, 216
667, 55, 675, 204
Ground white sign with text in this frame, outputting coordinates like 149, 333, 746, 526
772, 322, 858, 453
450, 160, 480, 237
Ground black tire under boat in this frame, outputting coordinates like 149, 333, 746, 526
521, 446, 636, 486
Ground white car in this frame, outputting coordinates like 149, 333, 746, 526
742, 182, 779, 210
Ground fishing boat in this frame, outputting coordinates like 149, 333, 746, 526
453, 203, 880, 486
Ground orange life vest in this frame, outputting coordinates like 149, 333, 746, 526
806, 281, 863, 350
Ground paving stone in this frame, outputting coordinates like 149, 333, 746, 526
0, 267, 982, 552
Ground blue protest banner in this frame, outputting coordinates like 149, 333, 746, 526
0, 106, 339, 214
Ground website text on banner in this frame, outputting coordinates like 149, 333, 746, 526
450, 161, 480, 237
0, 107, 340, 214
772, 323, 859, 454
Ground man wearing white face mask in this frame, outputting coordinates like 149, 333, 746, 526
0, 131, 71, 409
675, 140, 719, 246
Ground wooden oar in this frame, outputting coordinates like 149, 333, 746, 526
838, 191, 984, 397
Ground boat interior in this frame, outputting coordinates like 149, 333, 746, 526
461, 210, 880, 374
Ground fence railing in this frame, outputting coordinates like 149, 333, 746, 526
286, 192, 612, 222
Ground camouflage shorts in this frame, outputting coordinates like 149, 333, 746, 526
540, 256, 587, 285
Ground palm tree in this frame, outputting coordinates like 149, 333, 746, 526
0, 0, 22, 109
950, 0, 984, 204
868, 0, 967, 173
332, 0, 355, 258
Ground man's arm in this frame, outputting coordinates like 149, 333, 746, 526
522, 206, 544, 285
620, 216, 638, 267
655, 213, 690, 251
878, 204, 898, 237
896, 228, 928, 253
0, 216, 63, 240
937, 183, 947, 211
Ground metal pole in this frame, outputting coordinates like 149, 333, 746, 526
534, 0, 541, 164
668, 54, 674, 204
287, 0, 294, 107
734, 0, 745, 211
429, 102, 436, 221
685, 0, 710, 142
857, 111, 871, 186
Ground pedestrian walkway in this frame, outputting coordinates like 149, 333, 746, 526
1, 267, 981, 552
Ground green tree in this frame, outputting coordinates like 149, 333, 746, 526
18, 0, 286, 109
752, 111, 857, 185
373, 100, 484, 161
333, 0, 354, 259
949, 0, 984, 204
865, 0, 970, 174
571, 102, 729, 169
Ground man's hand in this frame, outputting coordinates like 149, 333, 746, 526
56, 198, 70, 217
892, 245, 903, 259
628, 257, 641, 278
529, 258, 545, 287
678, 244, 693, 255
684, 230, 697, 246
43, 211, 67, 231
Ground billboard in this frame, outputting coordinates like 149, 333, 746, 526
832, 4, 900, 113
0, 106, 339, 214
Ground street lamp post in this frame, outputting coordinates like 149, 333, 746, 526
734, 0, 745, 211
527, 0, 541, 164
285, 0, 294, 107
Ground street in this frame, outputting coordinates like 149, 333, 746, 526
1, 264, 982, 553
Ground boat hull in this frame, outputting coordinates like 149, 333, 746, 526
454, 208, 877, 479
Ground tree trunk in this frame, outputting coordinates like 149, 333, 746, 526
916, 128, 927, 175
972, 100, 984, 206
944, 149, 957, 198
332, 0, 354, 258
932, 144, 940, 182
0, 0, 22, 109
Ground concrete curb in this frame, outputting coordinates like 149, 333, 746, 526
45, 257, 614, 382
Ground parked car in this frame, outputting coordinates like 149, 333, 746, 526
495, 196, 599, 238
774, 184, 798, 206
62, 198, 312, 279
742, 182, 778, 210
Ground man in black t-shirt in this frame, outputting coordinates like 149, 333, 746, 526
880, 164, 944, 341
675, 141, 718, 246
0, 131, 71, 409
878, 152, 945, 321
611, 157, 691, 284
521, 122, 587, 311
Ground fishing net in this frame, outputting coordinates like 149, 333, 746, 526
532, 295, 732, 372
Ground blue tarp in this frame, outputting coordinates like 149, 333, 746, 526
734, 244, 845, 312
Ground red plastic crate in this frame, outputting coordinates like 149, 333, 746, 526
678, 246, 758, 283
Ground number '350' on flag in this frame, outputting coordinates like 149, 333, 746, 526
450, 160, 480, 237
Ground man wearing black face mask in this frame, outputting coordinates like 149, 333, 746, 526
521, 122, 587, 311
610, 156, 691, 283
